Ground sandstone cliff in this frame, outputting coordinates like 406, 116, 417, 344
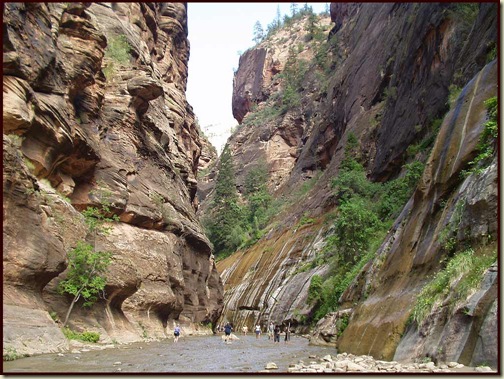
210, 3, 497, 368
3, 2, 223, 357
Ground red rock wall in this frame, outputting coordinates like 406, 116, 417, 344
3, 2, 223, 355
215, 2, 497, 367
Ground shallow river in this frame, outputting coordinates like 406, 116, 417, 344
3, 334, 335, 373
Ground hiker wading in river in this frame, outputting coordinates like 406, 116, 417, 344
173, 324, 181, 343
224, 323, 233, 343
274, 324, 281, 343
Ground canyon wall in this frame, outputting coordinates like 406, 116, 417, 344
3, 2, 223, 357
210, 3, 497, 367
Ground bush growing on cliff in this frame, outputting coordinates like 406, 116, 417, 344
461, 96, 498, 177
411, 248, 496, 326
307, 134, 426, 322
103, 34, 132, 79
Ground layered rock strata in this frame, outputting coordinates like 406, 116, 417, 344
212, 2, 497, 368
3, 2, 223, 357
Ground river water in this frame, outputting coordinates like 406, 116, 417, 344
3, 334, 335, 373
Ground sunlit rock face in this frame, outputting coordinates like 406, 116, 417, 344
3, 2, 223, 356
213, 2, 497, 368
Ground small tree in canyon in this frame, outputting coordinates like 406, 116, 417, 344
58, 189, 118, 327
58, 241, 112, 327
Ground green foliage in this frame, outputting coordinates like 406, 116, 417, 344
3, 347, 27, 361
448, 3, 479, 27
241, 102, 281, 128
239, 164, 273, 248
305, 12, 318, 41
204, 145, 245, 258
276, 49, 309, 113
314, 31, 341, 75
310, 249, 376, 323
415, 117, 443, 153
252, 21, 264, 44
378, 161, 425, 220
103, 34, 131, 79
333, 197, 381, 263
308, 274, 323, 304
447, 84, 462, 107
62, 327, 100, 343
485, 41, 496, 63
82, 205, 119, 235
149, 191, 172, 224
383, 86, 398, 104
57, 241, 112, 308
84, 184, 119, 234
461, 96, 497, 177
336, 313, 350, 337
105, 34, 131, 64
438, 199, 465, 252
299, 215, 315, 226
263, 2, 317, 41
310, 135, 425, 322
411, 248, 496, 326
332, 167, 378, 202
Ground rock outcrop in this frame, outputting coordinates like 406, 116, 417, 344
3, 2, 223, 357
210, 3, 497, 369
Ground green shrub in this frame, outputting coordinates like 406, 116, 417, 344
336, 313, 350, 336
411, 248, 496, 326
310, 136, 425, 323
333, 197, 381, 264
299, 215, 315, 226
3, 347, 26, 361
103, 34, 132, 79
62, 328, 100, 343
308, 275, 323, 304
461, 96, 497, 177
105, 34, 131, 64
447, 84, 462, 107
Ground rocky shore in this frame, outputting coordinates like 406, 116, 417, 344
263, 352, 496, 374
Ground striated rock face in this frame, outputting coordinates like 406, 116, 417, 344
3, 2, 223, 357
217, 222, 330, 332
336, 60, 498, 364
212, 2, 497, 369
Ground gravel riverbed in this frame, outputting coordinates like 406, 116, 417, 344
3, 334, 495, 374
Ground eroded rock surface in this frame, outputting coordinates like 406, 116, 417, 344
3, 2, 223, 357
213, 3, 497, 369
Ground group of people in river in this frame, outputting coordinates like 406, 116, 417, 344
170, 322, 292, 344
216, 322, 291, 343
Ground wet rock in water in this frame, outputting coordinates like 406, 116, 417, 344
265, 362, 278, 370
476, 366, 494, 372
